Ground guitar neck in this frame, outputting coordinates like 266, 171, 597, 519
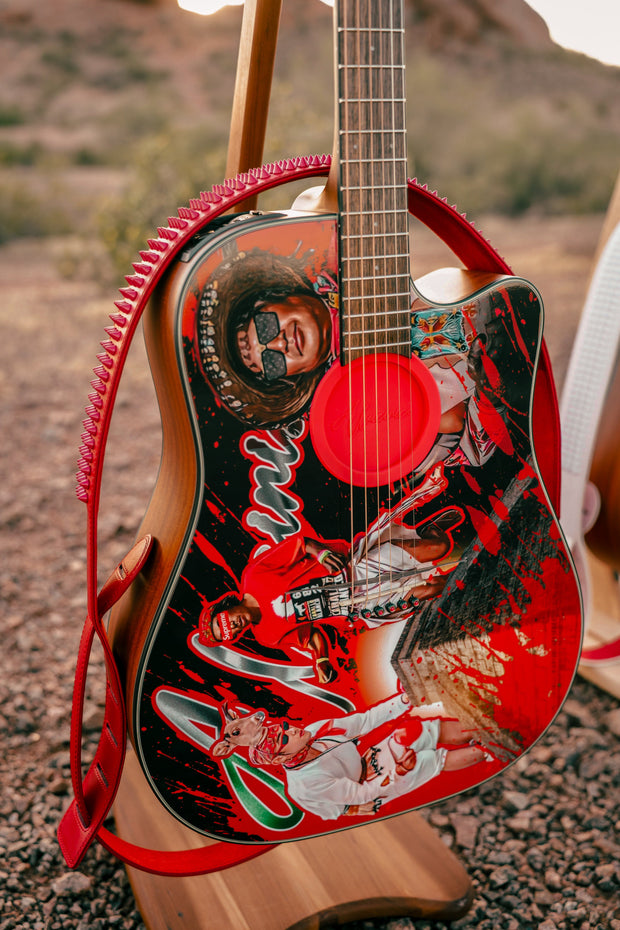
336, 0, 411, 363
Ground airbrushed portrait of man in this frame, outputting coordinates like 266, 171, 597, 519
196, 249, 337, 428
196, 246, 509, 472
198, 467, 463, 684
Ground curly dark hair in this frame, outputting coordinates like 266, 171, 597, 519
197, 248, 332, 429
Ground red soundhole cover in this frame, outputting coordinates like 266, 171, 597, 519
137, 214, 581, 844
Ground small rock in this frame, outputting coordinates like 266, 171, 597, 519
51, 872, 93, 896
502, 790, 530, 813
545, 868, 563, 891
505, 812, 532, 833
452, 814, 478, 849
489, 866, 516, 888
604, 707, 620, 738
562, 698, 597, 728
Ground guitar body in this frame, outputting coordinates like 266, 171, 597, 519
109, 206, 582, 844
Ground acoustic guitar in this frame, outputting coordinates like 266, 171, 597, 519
64, 0, 582, 855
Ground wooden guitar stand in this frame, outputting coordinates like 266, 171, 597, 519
114, 747, 472, 930
112, 2, 473, 926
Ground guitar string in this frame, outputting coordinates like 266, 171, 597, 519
370, 0, 383, 609
379, 0, 395, 610
364, 0, 377, 599
343, 0, 368, 612
393, 0, 415, 612
343, 0, 358, 609
342, 0, 415, 618
357, 0, 392, 614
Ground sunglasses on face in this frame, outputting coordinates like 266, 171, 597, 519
253, 309, 287, 382
280, 719, 290, 747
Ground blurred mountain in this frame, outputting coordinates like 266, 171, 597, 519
409, 0, 552, 51
0, 0, 619, 253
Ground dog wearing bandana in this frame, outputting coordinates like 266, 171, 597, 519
211, 694, 491, 820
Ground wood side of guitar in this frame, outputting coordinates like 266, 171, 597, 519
108, 265, 199, 734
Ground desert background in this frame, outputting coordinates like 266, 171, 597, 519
1, 0, 620, 928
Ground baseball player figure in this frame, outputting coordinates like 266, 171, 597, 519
199, 467, 462, 684
211, 692, 492, 821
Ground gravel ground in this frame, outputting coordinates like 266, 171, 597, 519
1, 218, 619, 930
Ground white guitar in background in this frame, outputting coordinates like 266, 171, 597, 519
560, 170, 620, 677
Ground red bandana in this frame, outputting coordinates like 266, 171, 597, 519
249, 719, 347, 769
198, 597, 243, 647
215, 610, 237, 643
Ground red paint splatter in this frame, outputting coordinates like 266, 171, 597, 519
476, 394, 514, 456
466, 506, 502, 555
490, 493, 510, 522
178, 661, 205, 684
462, 469, 483, 495
193, 531, 239, 586
205, 499, 226, 522
480, 350, 502, 392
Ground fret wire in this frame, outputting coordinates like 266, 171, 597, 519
344, 340, 413, 351
340, 164, 407, 170
339, 27, 405, 34
341, 265, 411, 274
344, 279, 411, 288
341, 242, 409, 249
341, 264, 411, 274
339, 97, 406, 103
341, 250, 410, 256
339, 65, 405, 71
343, 286, 411, 293
339, 128, 405, 134
340, 186, 408, 194
346, 295, 411, 303
341, 210, 406, 216
344, 294, 411, 302
342, 275, 411, 283
345, 305, 411, 314
345, 298, 411, 307
346, 323, 412, 330
340, 153, 407, 159
342, 259, 410, 266
342, 241, 410, 248
347, 314, 410, 324
346, 335, 412, 345
340, 160, 407, 166
347, 275, 410, 286
347, 207, 410, 219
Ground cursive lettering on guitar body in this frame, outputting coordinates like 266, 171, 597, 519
241, 422, 308, 547
331, 399, 410, 435
152, 687, 304, 832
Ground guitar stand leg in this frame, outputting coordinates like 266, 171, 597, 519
114, 748, 473, 930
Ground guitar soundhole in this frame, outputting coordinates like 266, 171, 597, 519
309, 353, 441, 486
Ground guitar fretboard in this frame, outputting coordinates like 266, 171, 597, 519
336, 0, 411, 363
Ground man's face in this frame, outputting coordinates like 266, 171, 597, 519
236, 295, 332, 381
277, 723, 311, 759
212, 604, 252, 641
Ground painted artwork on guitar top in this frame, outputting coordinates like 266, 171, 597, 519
131, 213, 581, 844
